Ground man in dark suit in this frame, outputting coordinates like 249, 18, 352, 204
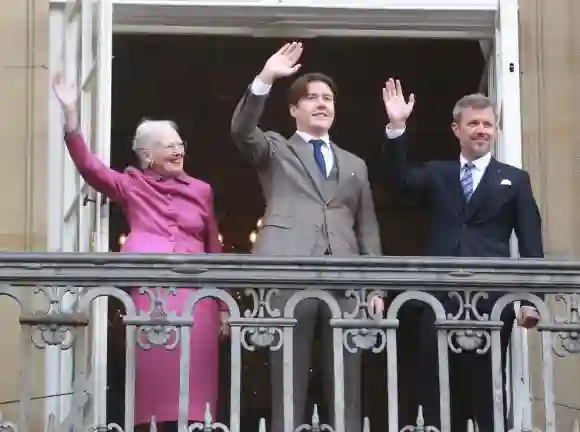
381, 78, 543, 431
231, 42, 383, 432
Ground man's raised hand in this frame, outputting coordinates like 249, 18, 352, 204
258, 42, 304, 85
382, 78, 415, 128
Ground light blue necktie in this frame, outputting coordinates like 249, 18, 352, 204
461, 162, 474, 201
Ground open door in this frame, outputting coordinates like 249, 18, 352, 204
479, 0, 532, 429
47, 0, 113, 429
494, 0, 523, 169
494, 0, 534, 429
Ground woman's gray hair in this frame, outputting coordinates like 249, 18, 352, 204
132, 119, 178, 169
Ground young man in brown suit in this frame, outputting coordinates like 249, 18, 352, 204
231, 42, 382, 432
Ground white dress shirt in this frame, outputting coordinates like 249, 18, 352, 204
385, 124, 491, 192
251, 77, 334, 176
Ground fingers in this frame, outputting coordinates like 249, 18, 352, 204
519, 317, 538, 329
377, 298, 384, 315
395, 79, 404, 97
52, 72, 64, 90
276, 43, 291, 56
383, 78, 397, 100
52, 73, 76, 94
383, 78, 415, 106
219, 322, 227, 337
369, 296, 384, 319
518, 309, 540, 329
290, 64, 302, 74
383, 79, 393, 100
408, 93, 416, 109
286, 41, 303, 64
382, 84, 388, 102
277, 41, 303, 61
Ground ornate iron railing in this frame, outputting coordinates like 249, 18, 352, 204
0, 253, 579, 432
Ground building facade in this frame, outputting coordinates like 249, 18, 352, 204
0, 0, 579, 430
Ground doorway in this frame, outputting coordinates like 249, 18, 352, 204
105, 34, 484, 429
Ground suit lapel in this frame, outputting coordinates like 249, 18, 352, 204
464, 158, 501, 220
444, 161, 465, 217
287, 134, 324, 199
328, 142, 348, 201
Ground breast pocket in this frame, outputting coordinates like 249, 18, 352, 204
495, 184, 516, 204
334, 173, 362, 206
342, 172, 361, 190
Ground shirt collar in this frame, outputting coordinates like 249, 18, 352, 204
296, 131, 330, 146
143, 169, 190, 184
460, 151, 492, 171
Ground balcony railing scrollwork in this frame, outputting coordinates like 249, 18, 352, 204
0, 254, 578, 432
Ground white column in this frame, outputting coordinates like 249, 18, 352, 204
46, 6, 67, 427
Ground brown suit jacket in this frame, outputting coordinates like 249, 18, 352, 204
231, 86, 381, 257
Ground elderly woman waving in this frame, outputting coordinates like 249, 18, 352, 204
52, 74, 228, 430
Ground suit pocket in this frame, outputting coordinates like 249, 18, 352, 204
262, 214, 293, 229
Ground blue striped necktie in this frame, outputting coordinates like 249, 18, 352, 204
461, 162, 474, 201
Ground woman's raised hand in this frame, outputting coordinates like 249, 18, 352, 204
52, 73, 78, 112
52, 73, 79, 132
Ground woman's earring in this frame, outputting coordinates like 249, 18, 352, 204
147, 159, 153, 169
